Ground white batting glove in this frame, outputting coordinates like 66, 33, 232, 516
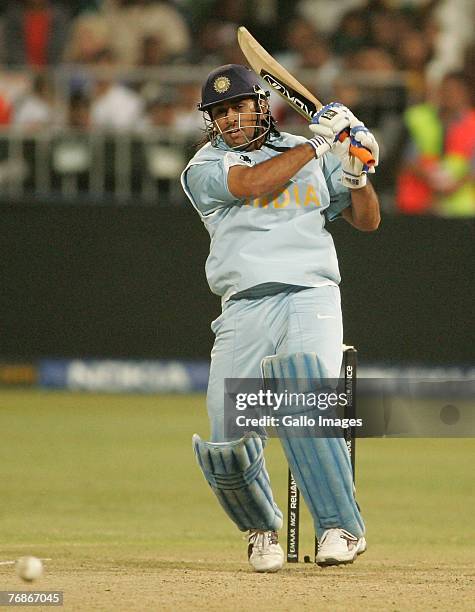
333, 123, 380, 189
307, 102, 352, 158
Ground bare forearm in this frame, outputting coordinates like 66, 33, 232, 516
343, 182, 381, 231
228, 144, 315, 198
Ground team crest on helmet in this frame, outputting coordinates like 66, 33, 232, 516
213, 76, 231, 94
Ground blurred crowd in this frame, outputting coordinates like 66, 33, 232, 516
0, 0, 472, 214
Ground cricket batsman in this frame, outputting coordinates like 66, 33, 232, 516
181, 64, 380, 572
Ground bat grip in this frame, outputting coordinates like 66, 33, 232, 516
338, 132, 375, 167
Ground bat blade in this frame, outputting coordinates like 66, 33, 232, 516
237, 26, 321, 120
258, 70, 318, 120
237, 26, 375, 168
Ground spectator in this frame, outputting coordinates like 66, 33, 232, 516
137, 34, 170, 67
134, 35, 175, 116
0, 12, 5, 64
463, 43, 475, 100
101, 0, 191, 66
298, 0, 366, 36
346, 46, 397, 73
190, 18, 231, 65
191, 19, 257, 67
342, 44, 402, 124
272, 34, 342, 124
202, 0, 290, 54
369, 9, 399, 54
212, 0, 247, 25
89, 48, 144, 130
396, 29, 433, 102
332, 8, 369, 56
186, 0, 251, 65
64, 11, 110, 64
4, 0, 71, 68
68, 92, 91, 129
0, 94, 12, 125
275, 18, 318, 71
13, 73, 55, 129
219, 41, 247, 67
182, 0, 216, 33
297, 38, 342, 101
61, 1, 101, 17
173, 82, 203, 136
426, 0, 474, 83
335, 44, 406, 194
139, 82, 202, 136
140, 87, 178, 129
397, 72, 475, 216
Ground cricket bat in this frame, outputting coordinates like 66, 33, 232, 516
237, 27, 375, 167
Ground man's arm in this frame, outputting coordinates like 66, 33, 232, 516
228, 106, 355, 198
227, 143, 316, 199
228, 103, 358, 199
342, 182, 380, 231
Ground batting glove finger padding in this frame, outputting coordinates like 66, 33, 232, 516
332, 124, 380, 188
349, 126, 379, 173
309, 102, 352, 142
308, 123, 335, 141
307, 104, 348, 159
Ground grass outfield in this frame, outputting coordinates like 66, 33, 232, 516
0, 390, 474, 610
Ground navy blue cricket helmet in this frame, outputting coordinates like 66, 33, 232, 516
198, 64, 267, 112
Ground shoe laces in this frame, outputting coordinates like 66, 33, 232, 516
248, 530, 278, 551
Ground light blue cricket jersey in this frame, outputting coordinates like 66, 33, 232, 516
180, 131, 351, 304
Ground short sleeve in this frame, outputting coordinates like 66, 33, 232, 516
322, 153, 352, 222
182, 151, 251, 216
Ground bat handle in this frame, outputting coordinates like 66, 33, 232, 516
338, 132, 375, 167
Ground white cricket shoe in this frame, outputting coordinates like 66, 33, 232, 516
248, 530, 284, 573
316, 528, 367, 566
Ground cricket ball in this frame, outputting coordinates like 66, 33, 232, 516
15, 556, 43, 582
